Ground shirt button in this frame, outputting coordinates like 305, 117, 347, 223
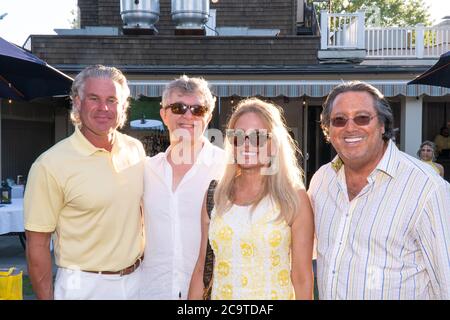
332, 270, 336, 274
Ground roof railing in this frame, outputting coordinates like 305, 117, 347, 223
320, 10, 450, 58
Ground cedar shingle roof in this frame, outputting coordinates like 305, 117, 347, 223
31, 35, 319, 66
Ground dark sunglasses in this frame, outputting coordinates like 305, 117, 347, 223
226, 129, 272, 147
330, 115, 377, 127
164, 103, 208, 117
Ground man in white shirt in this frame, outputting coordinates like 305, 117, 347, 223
140, 76, 225, 299
308, 81, 450, 299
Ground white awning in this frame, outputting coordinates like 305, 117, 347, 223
128, 80, 450, 99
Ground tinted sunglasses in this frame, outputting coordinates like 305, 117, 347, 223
330, 115, 377, 127
164, 103, 208, 117
226, 129, 272, 147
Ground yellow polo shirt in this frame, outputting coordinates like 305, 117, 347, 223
24, 127, 146, 272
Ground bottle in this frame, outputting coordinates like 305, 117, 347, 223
0, 180, 12, 204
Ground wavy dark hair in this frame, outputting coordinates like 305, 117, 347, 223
321, 81, 395, 142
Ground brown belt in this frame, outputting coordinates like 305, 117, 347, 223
84, 255, 144, 276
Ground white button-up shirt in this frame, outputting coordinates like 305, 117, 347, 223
308, 140, 450, 300
140, 140, 225, 299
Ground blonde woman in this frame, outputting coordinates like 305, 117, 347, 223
188, 98, 314, 300
417, 140, 444, 177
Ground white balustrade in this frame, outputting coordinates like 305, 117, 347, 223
320, 10, 365, 50
320, 10, 450, 58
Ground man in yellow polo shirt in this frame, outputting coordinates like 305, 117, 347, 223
24, 65, 146, 300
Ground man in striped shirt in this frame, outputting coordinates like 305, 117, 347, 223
308, 81, 450, 300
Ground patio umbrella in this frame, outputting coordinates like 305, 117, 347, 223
408, 51, 450, 88
0, 37, 73, 100
130, 118, 164, 130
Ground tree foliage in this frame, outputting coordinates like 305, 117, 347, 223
68, 8, 80, 29
315, 0, 432, 27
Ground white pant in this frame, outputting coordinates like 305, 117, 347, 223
54, 266, 141, 300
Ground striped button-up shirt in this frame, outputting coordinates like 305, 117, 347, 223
308, 140, 450, 299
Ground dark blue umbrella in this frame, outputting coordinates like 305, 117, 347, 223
0, 37, 73, 100
408, 51, 450, 88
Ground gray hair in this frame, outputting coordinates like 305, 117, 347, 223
320, 81, 395, 142
417, 140, 437, 161
70, 65, 131, 128
161, 75, 216, 113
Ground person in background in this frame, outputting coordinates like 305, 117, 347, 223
24, 65, 146, 300
308, 81, 450, 299
417, 140, 444, 177
188, 98, 314, 300
434, 126, 450, 159
140, 75, 225, 300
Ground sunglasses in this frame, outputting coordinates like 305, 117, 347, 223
330, 115, 377, 127
164, 103, 208, 117
226, 129, 272, 147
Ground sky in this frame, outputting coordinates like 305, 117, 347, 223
0, 0, 449, 46
0, 0, 77, 46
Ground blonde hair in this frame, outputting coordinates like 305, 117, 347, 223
417, 140, 437, 161
214, 98, 304, 225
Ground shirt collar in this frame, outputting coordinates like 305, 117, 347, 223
373, 139, 398, 178
70, 126, 118, 156
331, 139, 398, 179
331, 156, 344, 172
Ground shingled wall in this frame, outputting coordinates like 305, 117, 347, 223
78, 0, 297, 35
156, 0, 176, 36
31, 35, 319, 66
98, 0, 122, 27
212, 0, 297, 36
79, 0, 99, 27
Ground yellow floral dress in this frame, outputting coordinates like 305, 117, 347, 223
209, 196, 294, 300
